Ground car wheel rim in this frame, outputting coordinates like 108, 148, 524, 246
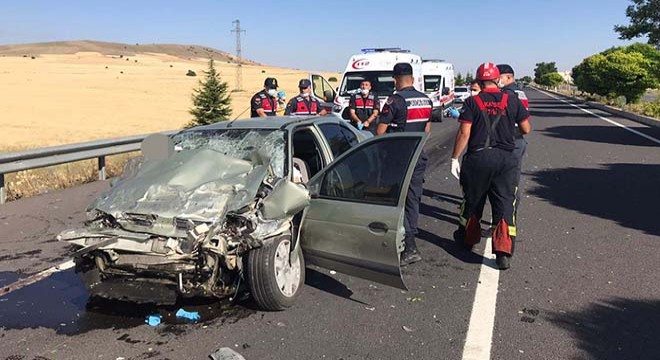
274, 240, 301, 298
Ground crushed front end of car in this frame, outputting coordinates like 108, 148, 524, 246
58, 129, 309, 305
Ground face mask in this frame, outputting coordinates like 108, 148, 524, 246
497, 80, 505, 88
361, 88, 369, 95
471, 90, 480, 96
267, 89, 277, 96
301, 91, 310, 97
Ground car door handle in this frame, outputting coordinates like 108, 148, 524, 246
368, 222, 388, 233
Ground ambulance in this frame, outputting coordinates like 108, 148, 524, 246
331, 48, 424, 120
421, 59, 455, 121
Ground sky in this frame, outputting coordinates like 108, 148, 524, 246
0, 0, 646, 77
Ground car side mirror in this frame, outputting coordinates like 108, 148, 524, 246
442, 87, 450, 96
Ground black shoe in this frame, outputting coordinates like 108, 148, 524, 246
495, 253, 511, 270
400, 249, 422, 266
453, 229, 473, 251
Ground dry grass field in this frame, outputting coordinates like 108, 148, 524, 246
0, 40, 340, 201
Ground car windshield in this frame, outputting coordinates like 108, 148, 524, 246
172, 128, 287, 177
455, 87, 468, 93
339, 71, 395, 97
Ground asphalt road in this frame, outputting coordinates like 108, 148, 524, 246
1, 88, 659, 360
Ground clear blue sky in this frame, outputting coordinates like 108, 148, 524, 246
0, 0, 645, 77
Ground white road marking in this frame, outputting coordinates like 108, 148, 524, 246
537, 89, 660, 145
0, 259, 75, 296
462, 237, 500, 360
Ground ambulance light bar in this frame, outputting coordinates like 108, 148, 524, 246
361, 48, 411, 53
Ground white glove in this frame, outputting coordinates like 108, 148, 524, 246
450, 158, 460, 180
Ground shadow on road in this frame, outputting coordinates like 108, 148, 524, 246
305, 268, 369, 306
546, 297, 660, 360
416, 229, 494, 268
528, 164, 660, 236
541, 125, 660, 147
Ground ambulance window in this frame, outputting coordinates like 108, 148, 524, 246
312, 74, 336, 102
424, 76, 442, 92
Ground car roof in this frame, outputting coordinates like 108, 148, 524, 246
187, 115, 332, 131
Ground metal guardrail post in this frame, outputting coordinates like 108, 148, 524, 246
98, 156, 106, 181
0, 173, 6, 204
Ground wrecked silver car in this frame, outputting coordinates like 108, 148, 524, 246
59, 116, 427, 310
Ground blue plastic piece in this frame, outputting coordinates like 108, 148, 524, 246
357, 123, 364, 130
176, 308, 200, 321
145, 314, 161, 326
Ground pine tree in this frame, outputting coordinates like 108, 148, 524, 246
187, 59, 232, 128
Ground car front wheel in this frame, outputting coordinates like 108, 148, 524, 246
247, 235, 305, 311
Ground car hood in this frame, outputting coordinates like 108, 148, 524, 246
89, 148, 271, 237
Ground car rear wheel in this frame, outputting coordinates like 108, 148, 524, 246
247, 235, 305, 311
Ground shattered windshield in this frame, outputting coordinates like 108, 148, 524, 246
172, 128, 286, 178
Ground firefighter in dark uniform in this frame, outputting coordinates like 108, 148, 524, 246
377, 63, 433, 266
450, 62, 531, 270
284, 79, 328, 116
250, 77, 279, 118
348, 79, 379, 132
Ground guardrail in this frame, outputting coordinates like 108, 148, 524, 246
0, 131, 177, 204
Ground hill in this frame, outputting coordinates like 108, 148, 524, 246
0, 40, 257, 64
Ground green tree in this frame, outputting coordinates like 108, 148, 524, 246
455, 72, 465, 86
187, 59, 232, 128
538, 72, 564, 87
614, 0, 660, 47
534, 62, 558, 83
465, 72, 475, 84
518, 76, 533, 84
573, 45, 658, 103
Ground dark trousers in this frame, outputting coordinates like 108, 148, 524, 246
474, 137, 527, 223
458, 148, 517, 255
403, 151, 427, 250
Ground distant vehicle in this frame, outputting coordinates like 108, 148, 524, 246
454, 86, 470, 103
332, 48, 424, 120
421, 60, 455, 121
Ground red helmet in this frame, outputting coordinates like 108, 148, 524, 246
476, 62, 500, 81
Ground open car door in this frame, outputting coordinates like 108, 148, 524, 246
309, 73, 336, 113
300, 133, 428, 290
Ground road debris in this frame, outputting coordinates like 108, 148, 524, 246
145, 314, 161, 326
176, 308, 200, 321
209, 347, 245, 360
402, 325, 414, 332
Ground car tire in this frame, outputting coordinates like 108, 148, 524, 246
247, 235, 305, 311
431, 108, 444, 122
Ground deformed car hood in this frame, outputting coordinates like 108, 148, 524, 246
90, 148, 271, 235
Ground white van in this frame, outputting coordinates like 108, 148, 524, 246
331, 48, 424, 120
421, 60, 455, 121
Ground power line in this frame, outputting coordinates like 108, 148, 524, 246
231, 19, 246, 91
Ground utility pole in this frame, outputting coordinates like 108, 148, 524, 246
231, 19, 246, 91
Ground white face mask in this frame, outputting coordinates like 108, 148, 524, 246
267, 89, 277, 96
471, 90, 480, 96
360, 88, 370, 95
497, 80, 506, 88
301, 91, 310, 97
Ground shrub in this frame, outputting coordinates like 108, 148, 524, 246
328, 77, 338, 82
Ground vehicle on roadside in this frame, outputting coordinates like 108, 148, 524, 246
331, 48, 424, 121
59, 116, 426, 311
421, 59, 455, 121
453, 86, 470, 103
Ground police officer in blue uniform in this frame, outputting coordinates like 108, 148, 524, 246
377, 63, 433, 266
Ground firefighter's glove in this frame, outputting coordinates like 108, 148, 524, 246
450, 158, 460, 180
